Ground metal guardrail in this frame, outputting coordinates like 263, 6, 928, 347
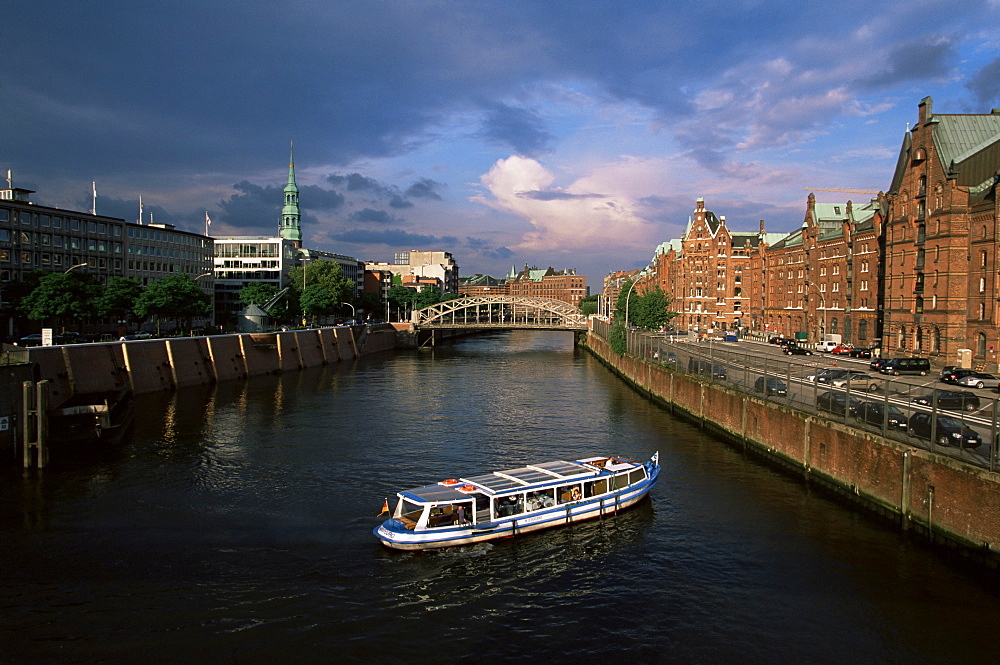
590, 321, 999, 472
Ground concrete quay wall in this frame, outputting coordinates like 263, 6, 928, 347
584, 332, 1000, 565
28, 325, 399, 399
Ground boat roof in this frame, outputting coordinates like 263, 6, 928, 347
399, 457, 641, 503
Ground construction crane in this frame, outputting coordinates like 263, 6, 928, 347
804, 188, 879, 195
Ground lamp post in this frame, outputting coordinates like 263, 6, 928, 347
300, 256, 310, 327
64, 262, 88, 274
341, 302, 355, 322
806, 282, 827, 343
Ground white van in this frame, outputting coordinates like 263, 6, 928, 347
817, 340, 840, 352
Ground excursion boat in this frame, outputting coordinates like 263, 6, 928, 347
374, 453, 660, 550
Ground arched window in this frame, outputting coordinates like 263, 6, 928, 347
980, 303, 987, 320
977, 333, 987, 357
982, 250, 989, 268
830, 318, 838, 334
916, 327, 924, 351
897, 326, 905, 349
858, 320, 868, 341
931, 328, 940, 353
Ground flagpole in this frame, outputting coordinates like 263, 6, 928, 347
91, 181, 96, 215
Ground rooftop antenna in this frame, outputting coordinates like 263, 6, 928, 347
91, 181, 97, 215
138, 195, 143, 224
5, 169, 11, 188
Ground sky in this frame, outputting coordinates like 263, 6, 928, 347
3, 1, 999, 289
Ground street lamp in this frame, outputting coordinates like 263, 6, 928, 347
806, 282, 827, 342
341, 302, 355, 319
64, 262, 88, 274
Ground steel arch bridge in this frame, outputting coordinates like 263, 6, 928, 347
412, 295, 587, 330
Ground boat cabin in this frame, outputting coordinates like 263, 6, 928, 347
391, 457, 649, 531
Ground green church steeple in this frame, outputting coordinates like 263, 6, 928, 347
279, 142, 302, 247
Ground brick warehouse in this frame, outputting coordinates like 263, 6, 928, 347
634, 97, 999, 369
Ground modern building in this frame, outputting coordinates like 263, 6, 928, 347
0, 182, 214, 335
366, 250, 460, 294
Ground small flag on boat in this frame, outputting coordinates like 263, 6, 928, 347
378, 498, 389, 517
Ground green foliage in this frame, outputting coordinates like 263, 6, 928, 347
289, 261, 353, 319
613, 279, 676, 330
631, 287, 674, 330
21, 272, 100, 323
94, 277, 143, 320
238, 282, 278, 307
356, 292, 382, 318
578, 294, 599, 315
300, 284, 340, 319
609, 321, 627, 355
386, 285, 418, 310
135, 274, 212, 325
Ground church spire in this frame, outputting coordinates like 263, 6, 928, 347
279, 141, 302, 247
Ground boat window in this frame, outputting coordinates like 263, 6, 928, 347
628, 469, 646, 484
526, 489, 555, 511
426, 503, 467, 528
399, 499, 423, 523
585, 479, 608, 497
610, 474, 630, 490
494, 494, 524, 518
557, 484, 582, 503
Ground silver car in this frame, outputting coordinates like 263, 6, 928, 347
956, 372, 1000, 389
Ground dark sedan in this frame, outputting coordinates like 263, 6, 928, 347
816, 391, 863, 417
911, 390, 981, 412
754, 376, 788, 396
848, 347, 875, 358
853, 402, 908, 431
869, 357, 890, 371
940, 368, 980, 385
783, 345, 813, 356
908, 412, 983, 448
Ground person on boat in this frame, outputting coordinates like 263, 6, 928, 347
571, 487, 582, 501
456, 504, 467, 525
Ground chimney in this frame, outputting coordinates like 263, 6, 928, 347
919, 96, 933, 124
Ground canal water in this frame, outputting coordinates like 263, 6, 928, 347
2, 331, 1000, 664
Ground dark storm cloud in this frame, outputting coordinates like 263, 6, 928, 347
966, 57, 1000, 106
348, 208, 397, 224
855, 37, 955, 89
330, 229, 458, 247
405, 178, 444, 201
479, 103, 555, 157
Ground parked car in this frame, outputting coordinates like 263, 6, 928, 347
768, 336, 786, 344
911, 390, 981, 412
816, 340, 840, 352
753, 376, 788, 396
869, 357, 890, 371
956, 372, 1000, 390
940, 367, 979, 385
119, 332, 153, 341
816, 390, 863, 417
848, 347, 875, 359
853, 402, 908, 431
907, 412, 983, 448
688, 358, 727, 380
879, 357, 930, 376
17, 334, 44, 346
783, 345, 813, 356
807, 368, 871, 387
830, 345, 853, 355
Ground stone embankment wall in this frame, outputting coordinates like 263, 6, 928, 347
27, 325, 404, 405
583, 331, 1000, 565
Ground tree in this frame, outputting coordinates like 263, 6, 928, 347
632, 287, 675, 330
135, 274, 212, 334
357, 292, 383, 320
288, 261, 353, 323
578, 294, 600, 316
613, 278, 635, 323
238, 282, 288, 319
94, 277, 143, 324
21, 272, 100, 329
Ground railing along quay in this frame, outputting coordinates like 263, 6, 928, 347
591, 320, 1000, 473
